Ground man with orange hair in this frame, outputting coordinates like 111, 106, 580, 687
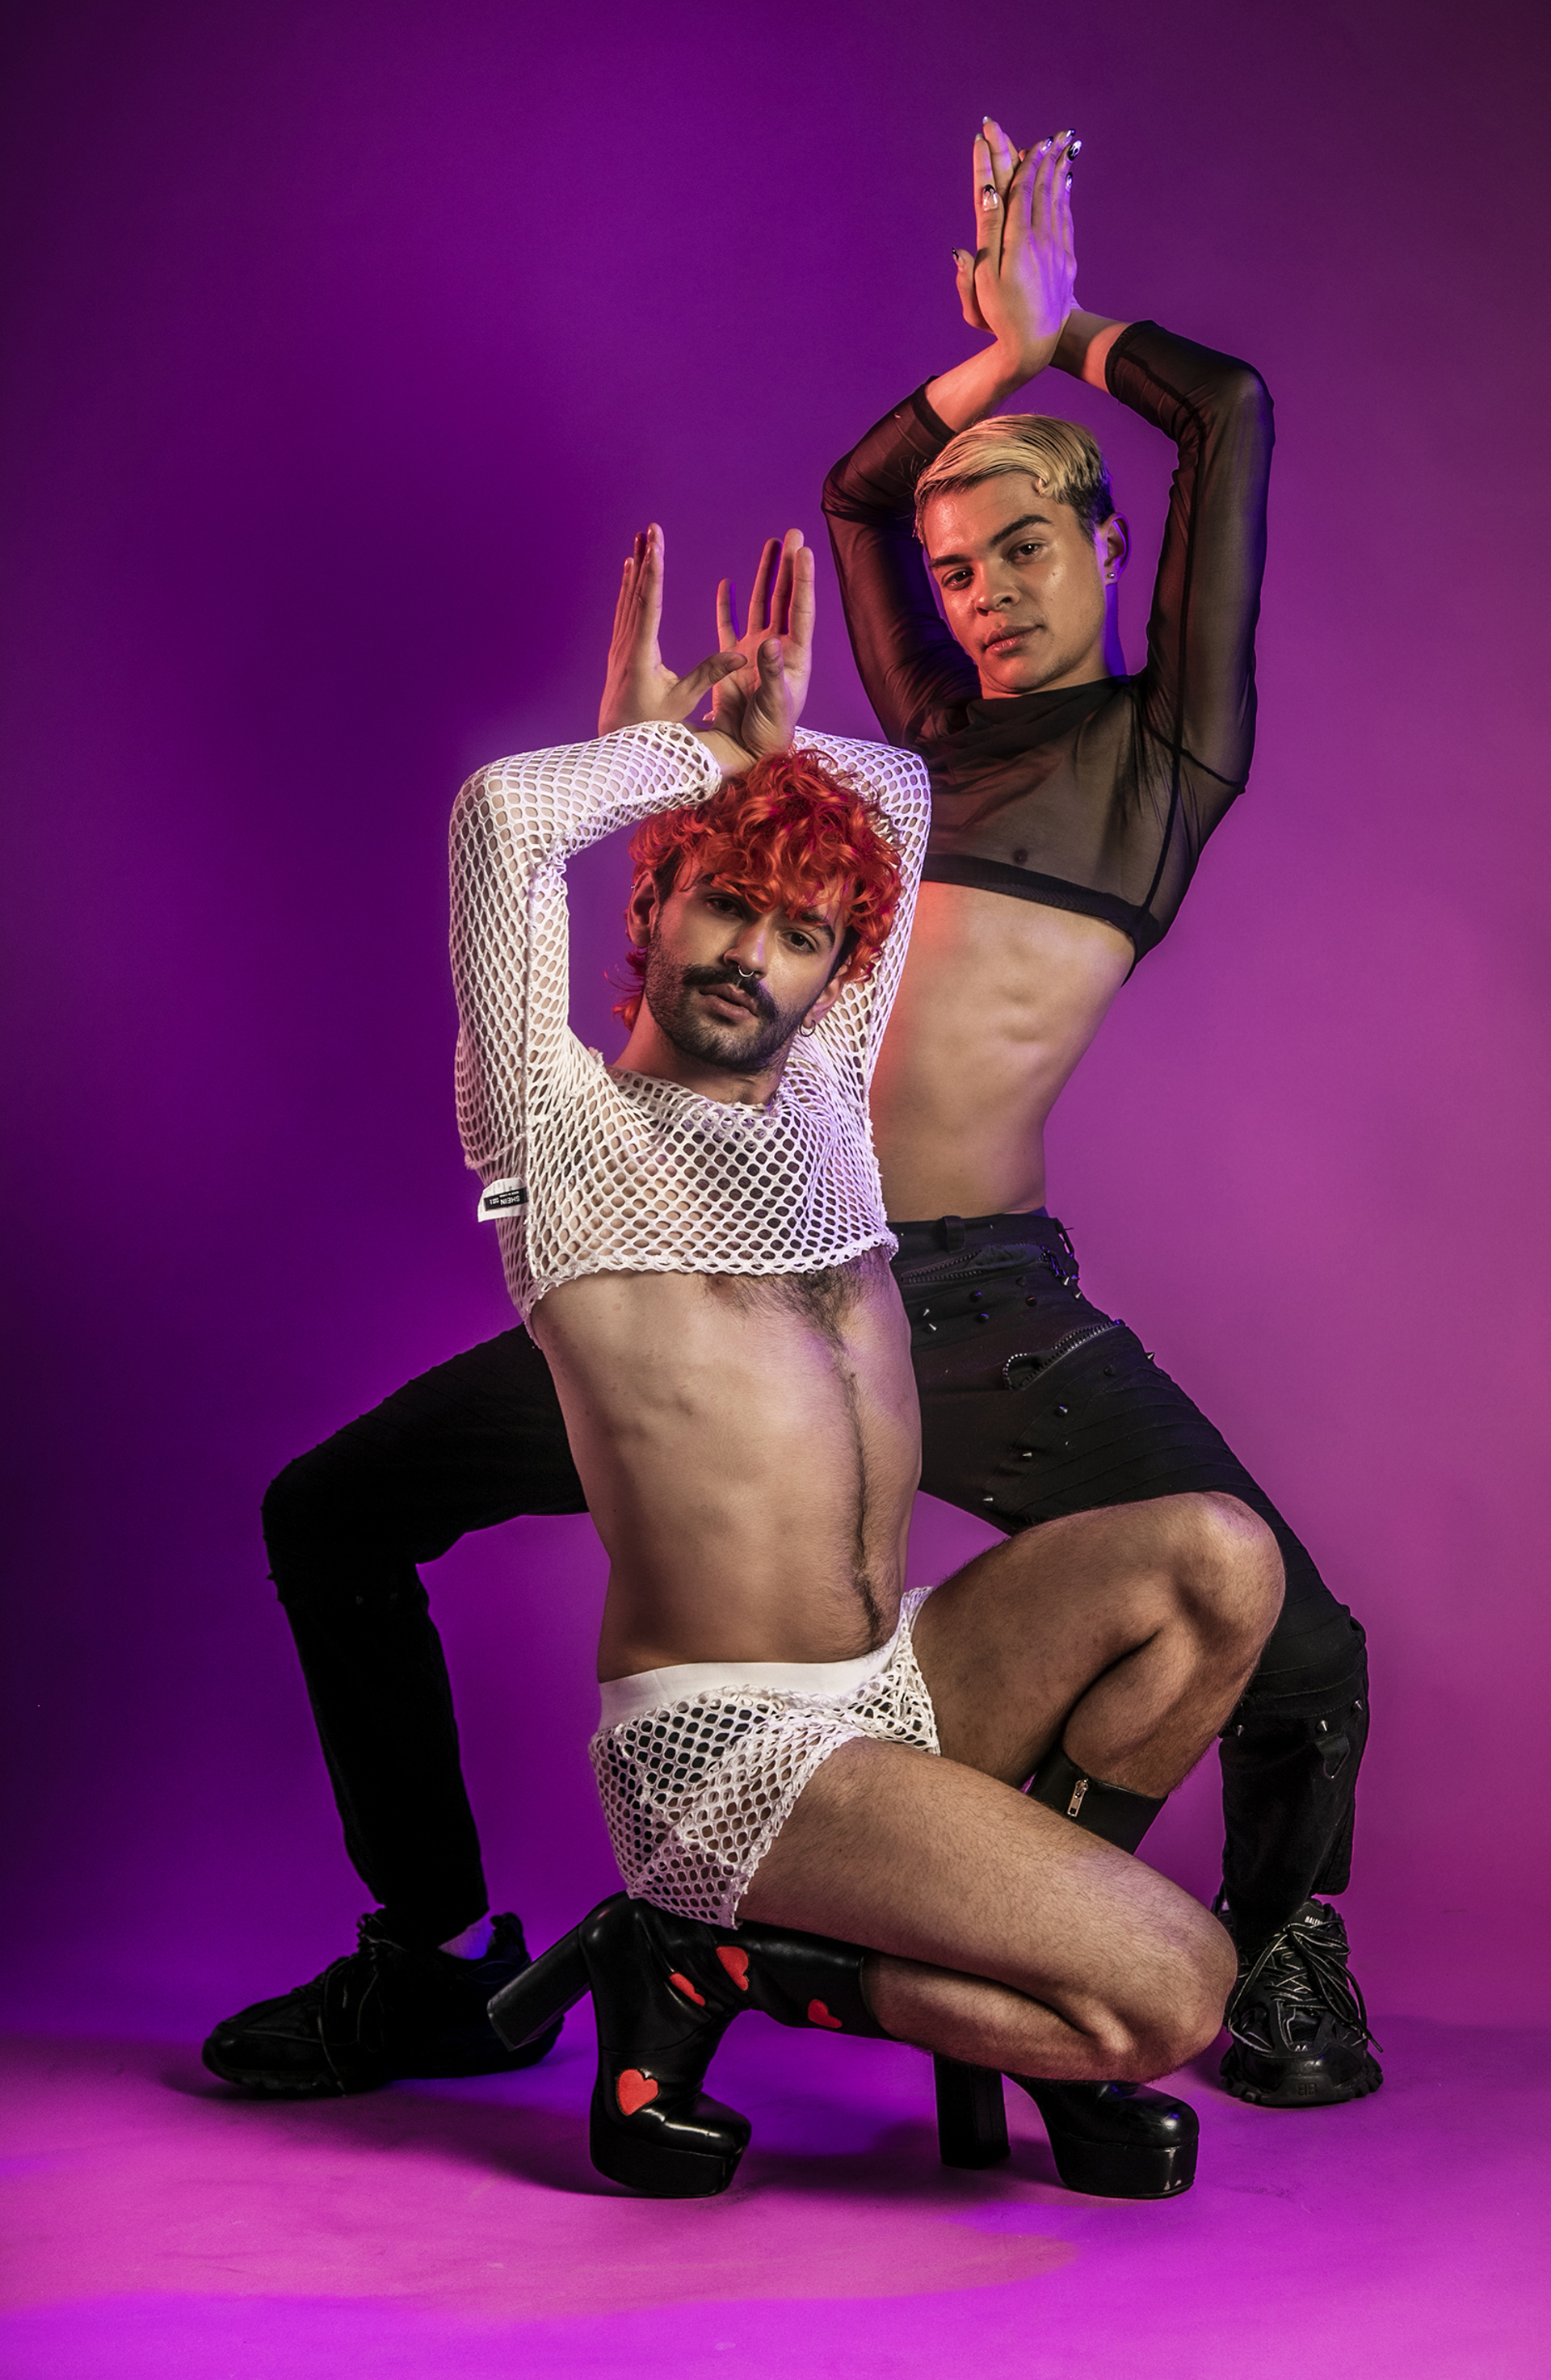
215, 521, 1280, 2201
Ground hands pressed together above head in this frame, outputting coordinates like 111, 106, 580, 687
924, 116, 1127, 431
953, 116, 1082, 382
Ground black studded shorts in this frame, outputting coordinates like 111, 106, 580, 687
888, 1211, 1348, 1652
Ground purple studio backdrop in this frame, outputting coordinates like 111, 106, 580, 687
2, 0, 1548, 2036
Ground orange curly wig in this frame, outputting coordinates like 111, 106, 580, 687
613, 748, 902, 1030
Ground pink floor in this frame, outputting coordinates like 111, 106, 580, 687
4, 2010, 1545, 2378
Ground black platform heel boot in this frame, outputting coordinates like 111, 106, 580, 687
998, 1745, 1197, 2198
489, 1900, 896, 2195
487, 1892, 751, 2198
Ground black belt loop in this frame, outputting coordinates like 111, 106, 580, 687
939, 1215, 966, 1253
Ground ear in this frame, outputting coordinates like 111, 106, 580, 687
801, 967, 852, 1032
1098, 513, 1130, 585
624, 866, 662, 948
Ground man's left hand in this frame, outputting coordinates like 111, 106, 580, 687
711, 530, 815, 759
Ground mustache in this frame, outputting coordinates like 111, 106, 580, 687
680, 962, 778, 1021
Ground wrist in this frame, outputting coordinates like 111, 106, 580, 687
927, 338, 1024, 434
690, 726, 752, 776
1009, 329, 1065, 391
1053, 312, 1129, 388
982, 336, 1037, 401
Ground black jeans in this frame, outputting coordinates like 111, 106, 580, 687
265, 1212, 1368, 1958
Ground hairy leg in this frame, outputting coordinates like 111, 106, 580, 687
914, 1490, 1284, 1792
739, 1493, 1280, 2078
739, 1739, 1232, 2079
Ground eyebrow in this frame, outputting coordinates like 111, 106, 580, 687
927, 511, 1053, 571
699, 883, 838, 946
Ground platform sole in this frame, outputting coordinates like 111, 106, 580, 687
590, 2109, 746, 2197
1041, 2129, 1196, 2197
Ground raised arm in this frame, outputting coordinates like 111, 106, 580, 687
451, 721, 727, 1203
453, 525, 757, 1201
791, 729, 931, 1090
822, 118, 1099, 746
1106, 321, 1273, 812
944, 118, 1272, 811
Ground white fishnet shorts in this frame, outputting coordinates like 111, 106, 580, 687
589, 1587, 939, 1928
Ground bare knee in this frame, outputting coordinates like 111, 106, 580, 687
1171, 1492, 1283, 1666
1092, 1904, 1237, 2080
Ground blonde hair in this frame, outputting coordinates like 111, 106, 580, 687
914, 414, 1114, 543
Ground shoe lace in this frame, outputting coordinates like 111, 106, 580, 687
310, 1914, 409, 2081
1228, 1908, 1380, 2056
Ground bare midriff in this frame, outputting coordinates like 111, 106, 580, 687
869, 881, 1134, 1221
531, 1249, 922, 1683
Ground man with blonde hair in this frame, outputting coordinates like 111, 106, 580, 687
822, 118, 1377, 2110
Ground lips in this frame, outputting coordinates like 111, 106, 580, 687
699, 983, 758, 1018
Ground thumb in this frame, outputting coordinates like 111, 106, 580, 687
677, 648, 748, 708
953, 248, 989, 332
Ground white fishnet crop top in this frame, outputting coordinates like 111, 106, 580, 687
449, 719, 930, 1322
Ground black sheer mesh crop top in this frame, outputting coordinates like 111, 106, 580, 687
821, 321, 1274, 960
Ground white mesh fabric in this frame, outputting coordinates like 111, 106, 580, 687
449, 720, 930, 1321
590, 1591, 940, 1925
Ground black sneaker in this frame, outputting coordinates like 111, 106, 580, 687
201, 1911, 563, 2097
1217, 1897, 1383, 2108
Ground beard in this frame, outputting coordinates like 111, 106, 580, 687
641, 942, 812, 1072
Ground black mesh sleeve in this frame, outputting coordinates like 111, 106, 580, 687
1107, 321, 1275, 854
822, 385, 978, 748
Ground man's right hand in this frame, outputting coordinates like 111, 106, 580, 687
598, 524, 748, 736
952, 117, 1079, 384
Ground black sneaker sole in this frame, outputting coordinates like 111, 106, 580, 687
1219, 2046, 1384, 2108
200, 2013, 564, 2097
200, 2043, 353, 2097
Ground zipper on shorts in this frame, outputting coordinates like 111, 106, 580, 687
1002, 1319, 1121, 1389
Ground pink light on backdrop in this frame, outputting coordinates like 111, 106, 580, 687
2, 0, 1549, 2051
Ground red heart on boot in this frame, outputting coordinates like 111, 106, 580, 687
716, 1946, 750, 1991
616, 2069, 659, 2117
807, 2000, 843, 2030
669, 1971, 705, 2007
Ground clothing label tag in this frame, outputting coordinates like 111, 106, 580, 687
477, 1179, 528, 1220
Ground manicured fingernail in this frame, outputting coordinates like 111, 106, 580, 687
1067, 136, 1082, 157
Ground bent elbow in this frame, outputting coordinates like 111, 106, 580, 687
1224, 362, 1275, 452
